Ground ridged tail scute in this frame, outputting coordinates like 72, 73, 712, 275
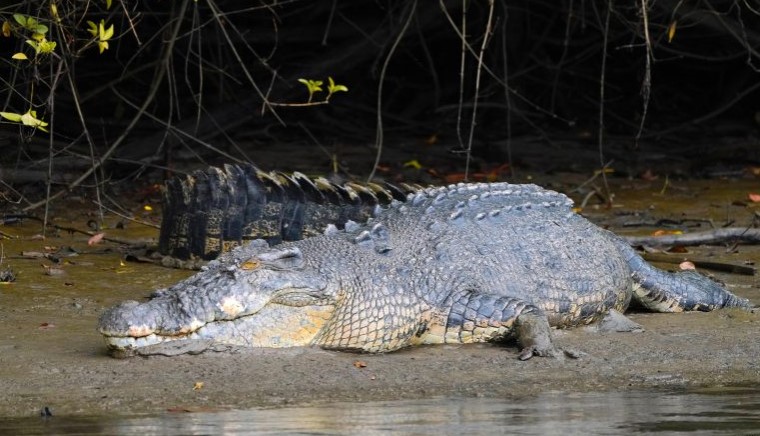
158, 164, 416, 260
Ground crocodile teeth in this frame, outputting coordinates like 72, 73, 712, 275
104, 333, 168, 350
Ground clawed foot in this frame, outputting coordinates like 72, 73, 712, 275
597, 309, 644, 333
518, 345, 584, 360
515, 311, 586, 360
515, 311, 561, 360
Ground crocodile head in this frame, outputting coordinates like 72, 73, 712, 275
98, 240, 338, 357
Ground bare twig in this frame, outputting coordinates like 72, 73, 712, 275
464, 0, 495, 181
641, 252, 755, 276
437, 1, 573, 125
625, 227, 760, 246
550, 0, 574, 113
206, 0, 283, 124
367, 0, 418, 183
22, 0, 191, 212
596, 0, 612, 207
499, 2, 514, 179
455, 0, 467, 152
642, 80, 760, 138
322, 0, 338, 46
93, 200, 160, 229
110, 87, 244, 163
634, 0, 653, 149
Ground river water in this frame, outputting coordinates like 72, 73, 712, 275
3, 387, 760, 435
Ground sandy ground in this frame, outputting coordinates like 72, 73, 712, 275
0, 178, 759, 418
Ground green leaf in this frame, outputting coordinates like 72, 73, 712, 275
106, 0, 113, 9
0, 112, 22, 122
20, 110, 49, 132
1, 110, 49, 132
11, 53, 28, 60
298, 78, 323, 94
39, 40, 56, 54
87, 20, 115, 53
327, 77, 349, 94
17, 16, 45, 34
25, 39, 40, 54
50, 3, 60, 22
100, 22, 114, 40
13, 14, 27, 27
86, 21, 98, 37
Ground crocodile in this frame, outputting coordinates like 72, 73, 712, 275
159, 163, 413, 261
99, 182, 752, 358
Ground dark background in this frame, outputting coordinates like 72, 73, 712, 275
1, 0, 759, 201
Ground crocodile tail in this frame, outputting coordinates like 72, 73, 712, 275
616, 237, 752, 311
159, 163, 414, 260
158, 176, 189, 258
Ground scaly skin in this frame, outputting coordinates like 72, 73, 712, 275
158, 163, 412, 261
99, 182, 752, 358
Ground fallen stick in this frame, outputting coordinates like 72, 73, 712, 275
641, 253, 756, 276
624, 228, 760, 246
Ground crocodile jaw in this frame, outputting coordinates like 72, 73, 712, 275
102, 303, 336, 357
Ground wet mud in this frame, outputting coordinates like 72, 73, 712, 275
0, 178, 759, 418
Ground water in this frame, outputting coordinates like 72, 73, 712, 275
3, 388, 760, 435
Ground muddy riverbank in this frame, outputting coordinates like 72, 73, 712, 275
0, 177, 759, 418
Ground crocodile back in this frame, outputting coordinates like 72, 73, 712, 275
328, 183, 633, 328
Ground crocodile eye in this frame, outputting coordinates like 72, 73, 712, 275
241, 260, 260, 270
257, 247, 305, 270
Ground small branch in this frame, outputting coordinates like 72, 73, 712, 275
23, 216, 143, 247
206, 0, 284, 124
92, 201, 160, 229
641, 252, 756, 276
625, 227, 760, 246
22, 0, 191, 212
597, 0, 612, 207
367, 0, 418, 182
464, 0, 496, 181
268, 101, 330, 107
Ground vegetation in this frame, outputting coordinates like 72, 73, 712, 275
1, 1, 759, 212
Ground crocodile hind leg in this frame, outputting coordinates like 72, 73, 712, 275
440, 291, 558, 360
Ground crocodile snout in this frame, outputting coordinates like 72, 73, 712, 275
99, 300, 158, 337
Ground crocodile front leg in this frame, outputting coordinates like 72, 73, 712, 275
513, 309, 557, 360
439, 291, 557, 359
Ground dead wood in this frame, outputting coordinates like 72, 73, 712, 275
641, 252, 756, 276
625, 228, 760, 247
